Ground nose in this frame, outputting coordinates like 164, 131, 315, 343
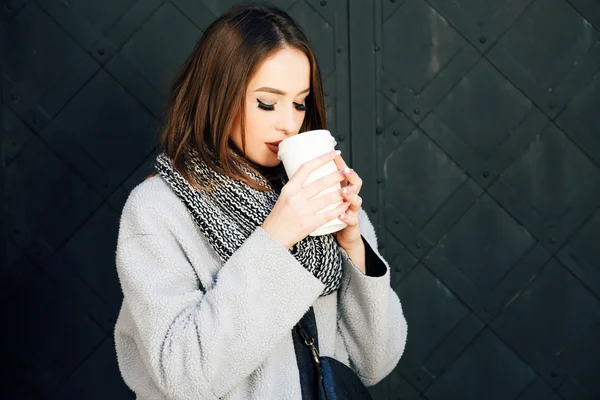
275, 104, 299, 134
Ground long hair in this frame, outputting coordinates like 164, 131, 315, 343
155, 3, 327, 191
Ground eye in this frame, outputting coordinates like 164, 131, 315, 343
257, 99, 275, 111
294, 102, 308, 111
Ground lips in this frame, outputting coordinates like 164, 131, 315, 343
266, 140, 282, 154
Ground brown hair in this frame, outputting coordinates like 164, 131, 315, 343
150, 3, 327, 191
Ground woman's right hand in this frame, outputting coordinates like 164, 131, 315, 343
262, 150, 351, 249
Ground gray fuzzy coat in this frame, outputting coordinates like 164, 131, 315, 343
114, 175, 408, 399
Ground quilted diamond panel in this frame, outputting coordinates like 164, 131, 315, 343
41, 70, 158, 197
488, 0, 600, 118
7, 136, 103, 266
425, 329, 536, 400
1, 2, 98, 131
493, 259, 600, 396
556, 68, 600, 166
421, 60, 548, 187
425, 195, 551, 323
394, 264, 484, 391
426, 0, 535, 52
490, 123, 600, 253
382, 0, 479, 123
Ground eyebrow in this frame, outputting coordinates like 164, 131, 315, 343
254, 87, 310, 96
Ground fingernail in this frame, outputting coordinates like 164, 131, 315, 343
340, 213, 347, 220
344, 167, 352, 175
348, 185, 357, 192
332, 150, 341, 155
342, 187, 348, 195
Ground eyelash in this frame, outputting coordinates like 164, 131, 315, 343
257, 99, 308, 112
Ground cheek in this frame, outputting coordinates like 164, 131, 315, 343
295, 113, 305, 131
245, 108, 274, 141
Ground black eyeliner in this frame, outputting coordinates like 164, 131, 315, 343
257, 99, 274, 111
294, 102, 308, 111
256, 99, 307, 111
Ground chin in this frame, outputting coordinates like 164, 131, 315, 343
261, 156, 282, 168
247, 151, 282, 168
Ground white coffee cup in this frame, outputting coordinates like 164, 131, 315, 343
277, 129, 348, 236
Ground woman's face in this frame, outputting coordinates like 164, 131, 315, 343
231, 47, 311, 167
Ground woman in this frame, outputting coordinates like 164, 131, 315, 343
114, 4, 407, 399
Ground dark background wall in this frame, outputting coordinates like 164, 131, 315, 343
2, 0, 600, 399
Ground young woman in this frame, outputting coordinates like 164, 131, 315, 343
114, 4, 407, 399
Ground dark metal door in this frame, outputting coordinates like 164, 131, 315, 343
3, 1, 600, 399
352, 1, 600, 399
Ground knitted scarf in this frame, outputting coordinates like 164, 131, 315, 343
155, 147, 343, 296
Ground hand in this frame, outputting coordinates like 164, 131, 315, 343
333, 154, 364, 252
262, 150, 351, 249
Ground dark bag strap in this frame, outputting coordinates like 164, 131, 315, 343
292, 307, 321, 400
293, 307, 375, 400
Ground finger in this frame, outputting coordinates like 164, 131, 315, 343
303, 169, 346, 200
333, 155, 349, 186
318, 201, 351, 225
308, 187, 345, 213
339, 211, 358, 225
290, 150, 341, 188
342, 168, 363, 191
341, 189, 363, 211
334, 154, 348, 169
341, 184, 359, 198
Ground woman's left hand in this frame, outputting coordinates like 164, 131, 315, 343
333, 154, 363, 251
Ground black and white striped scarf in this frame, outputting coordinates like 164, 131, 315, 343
155, 147, 343, 296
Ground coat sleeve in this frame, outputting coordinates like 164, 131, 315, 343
115, 188, 325, 399
336, 208, 408, 386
